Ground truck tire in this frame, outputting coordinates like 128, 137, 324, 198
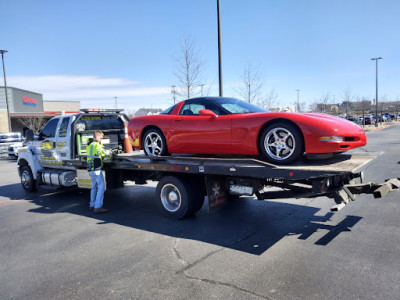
20, 165, 37, 192
156, 176, 196, 219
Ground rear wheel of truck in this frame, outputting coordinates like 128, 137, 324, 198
20, 165, 37, 192
156, 176, 196, 219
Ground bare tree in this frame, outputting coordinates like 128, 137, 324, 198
318, 93, 331, 113
18, 116, 48, 135
124, 108, 136, 118
298, 101, 308, 113
341, 87, 356, 117
173, 36, 204, 100
308, 100, 319, 112
355, 97, 371, 126
236, 62, 264, 103
257, 88, 278, 109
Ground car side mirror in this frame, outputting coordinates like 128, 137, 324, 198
199, 109, 218, 119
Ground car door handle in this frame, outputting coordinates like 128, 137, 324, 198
174, 119, 183, 122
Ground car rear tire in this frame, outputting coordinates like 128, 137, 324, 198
142, 128, 169, 156
20, 165, 37, 192
259, 122, 303, 164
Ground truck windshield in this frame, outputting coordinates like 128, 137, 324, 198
77, 115, 124, 131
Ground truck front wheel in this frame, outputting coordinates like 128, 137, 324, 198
156, 176, 195, 219
20, 165, 37, 192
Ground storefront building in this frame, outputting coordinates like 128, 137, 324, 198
0, 86, 80, 133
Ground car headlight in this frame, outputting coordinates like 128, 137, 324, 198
320, 136, 343, 142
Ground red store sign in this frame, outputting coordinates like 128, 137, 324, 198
23, 96, 37, 106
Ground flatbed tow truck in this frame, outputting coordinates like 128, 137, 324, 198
17, 109, 400, 219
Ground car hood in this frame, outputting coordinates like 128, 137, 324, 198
256, 112, 365, 135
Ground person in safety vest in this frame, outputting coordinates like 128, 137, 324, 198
86, 130, 110, 213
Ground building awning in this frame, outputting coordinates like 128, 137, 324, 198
10, 111, 80, 118
10, 113, 58, 118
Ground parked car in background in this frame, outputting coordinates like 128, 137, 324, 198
0, 132, 24, 158
347, 115, 358, 123
363, 116, 375, 125
7, 141, 26, 159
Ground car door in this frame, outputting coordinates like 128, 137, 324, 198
170, 100, 232, 152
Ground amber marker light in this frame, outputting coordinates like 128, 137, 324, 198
320, 136, 343, 142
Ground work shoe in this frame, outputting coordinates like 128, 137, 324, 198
94, 207, 109, 214
89, 207, 94, 211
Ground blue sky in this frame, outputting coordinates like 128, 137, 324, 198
1, 0, 399, 112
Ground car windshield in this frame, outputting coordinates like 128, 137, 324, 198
160, 104, 177, 115
214, 98, 269, 114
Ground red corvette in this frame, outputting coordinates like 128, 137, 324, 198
128, 97, 367, 164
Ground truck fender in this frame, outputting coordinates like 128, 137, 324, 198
17, 145, 43, 180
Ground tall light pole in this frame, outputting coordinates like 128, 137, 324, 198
0, 50, 11, 131
114, 96, 118, 109
371, 57, 382, 127
217, 0, 223, 97
296, 89, 300, 112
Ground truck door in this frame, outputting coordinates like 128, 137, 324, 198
54, 116, 72, 163
36, 117, 60, 168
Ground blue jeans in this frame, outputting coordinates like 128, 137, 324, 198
89, 170, 105, 209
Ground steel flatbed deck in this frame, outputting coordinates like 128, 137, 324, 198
113, 152, 375, 181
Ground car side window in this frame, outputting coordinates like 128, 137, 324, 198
58, 117, 70, 137
40, 119, 59, 139
180, 103, 206, 116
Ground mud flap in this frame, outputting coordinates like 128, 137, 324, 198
205, 176, 228, 212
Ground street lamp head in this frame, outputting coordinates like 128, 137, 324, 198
371, 57, 383, 61
0, 50, 8, 54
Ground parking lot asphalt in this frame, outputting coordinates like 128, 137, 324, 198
1, 124, 399, 299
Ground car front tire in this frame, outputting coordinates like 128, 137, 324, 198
259, 122, 303, 164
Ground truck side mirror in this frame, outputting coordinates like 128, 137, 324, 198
26, 130, 34, 141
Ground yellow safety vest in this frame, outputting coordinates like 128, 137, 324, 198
86, 142, 106, 171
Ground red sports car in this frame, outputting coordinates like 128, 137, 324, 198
128, 97, 367, 164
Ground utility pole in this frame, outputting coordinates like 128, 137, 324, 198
296, 89, 300, 112
371, 57, 382, 127
200, 83, 205, 96
217, 0, 223, 97
171, 85, 177, 104
0, 50, 11, 131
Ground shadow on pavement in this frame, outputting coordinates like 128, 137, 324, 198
16, 184, 362, 255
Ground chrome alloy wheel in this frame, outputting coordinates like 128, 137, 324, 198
144, 132, 163, 156
264, 127, 296, 161
21, 169, 32, 190
160, 183, 182, 212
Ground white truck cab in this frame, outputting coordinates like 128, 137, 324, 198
17, 109, 128, 192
